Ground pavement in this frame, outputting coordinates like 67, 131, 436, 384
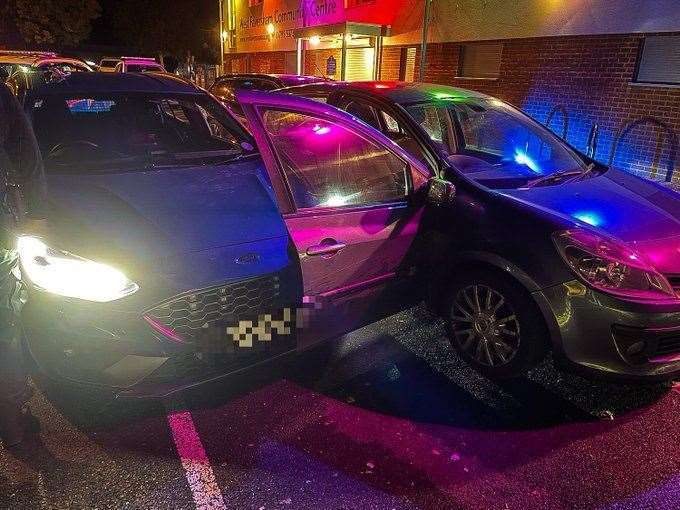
1, 306, 679, 510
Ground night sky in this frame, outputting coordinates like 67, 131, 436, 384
86, 0, 118, 46
86, 0, 217, 47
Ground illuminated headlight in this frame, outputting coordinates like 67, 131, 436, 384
553, 229, 677, 301
17, 236, 139, 302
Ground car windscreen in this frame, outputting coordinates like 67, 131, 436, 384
406, 98, 588, 189
99, 60, 118, 68
126, 64, 163, 73
31, 92, 255, 173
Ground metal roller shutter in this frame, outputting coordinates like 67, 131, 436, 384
346, 47, 375, 81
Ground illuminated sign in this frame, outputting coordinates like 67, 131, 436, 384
304, 0, 344, 26
231, 0, 400, 52
326, 55, 336, 76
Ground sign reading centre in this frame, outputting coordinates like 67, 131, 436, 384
234, 0, 345, 52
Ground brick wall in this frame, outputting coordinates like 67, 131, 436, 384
304, 48, 343, 79
224, 51, 290, 73
416, 33, 680, 182
379, 46, 403, 80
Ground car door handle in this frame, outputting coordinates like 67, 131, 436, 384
306, 241, 347, 256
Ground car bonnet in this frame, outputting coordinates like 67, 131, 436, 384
500, 168, 680, 274
46, 157, 288, 262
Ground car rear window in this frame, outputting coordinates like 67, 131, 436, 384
126, 64, 162, 73
39, 62, 91, 73
225, 78, 278, 91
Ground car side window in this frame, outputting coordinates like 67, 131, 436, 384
260, 109, 408, 210
451, 103, 547, 159
5, 72, 27, 104
344, 101, 381, 129
406, 104, 450, 147
380, 111, 401, 134
211, 81, 234, 98
369, 105, 433, 170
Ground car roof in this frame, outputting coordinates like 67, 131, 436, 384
216, 73, 325, 86
120, 56, 157, 62
32, 71, 201, 95
286, 80, 490, 104
270, 74, 328, 86
0, 53, 89, 68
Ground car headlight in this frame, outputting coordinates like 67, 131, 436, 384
17, 236, 139, 302
553, 229, 677, 301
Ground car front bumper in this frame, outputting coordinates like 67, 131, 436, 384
23, 271, 300, 398
535, 280, 680, 381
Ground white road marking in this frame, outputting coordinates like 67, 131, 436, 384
165, 403, 227, 510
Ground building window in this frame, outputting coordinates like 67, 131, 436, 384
400, 47, 417, 82
636, 35, 680, 85
457, 43, 503, 79
347, 0, 376, 7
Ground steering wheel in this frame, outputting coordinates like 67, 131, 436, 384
47, 140, 123, 159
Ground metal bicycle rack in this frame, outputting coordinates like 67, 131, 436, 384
608, 117, 678, 183
540, 102, 678, 182
544, 104, 569, 139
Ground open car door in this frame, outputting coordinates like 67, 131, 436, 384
237, 90, 432, 349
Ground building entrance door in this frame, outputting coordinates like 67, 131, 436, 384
294, 23, 388, 81
345, 47, 375, 81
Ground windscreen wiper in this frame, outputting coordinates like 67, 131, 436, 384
524, 163, 597, 189
524, 169, 584, 188
567, 162, 597, 183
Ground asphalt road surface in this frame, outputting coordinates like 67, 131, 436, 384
1, 306, 679, 510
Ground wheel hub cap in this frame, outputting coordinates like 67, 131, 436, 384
473, 314, 494, 335
450, 284, 521, 367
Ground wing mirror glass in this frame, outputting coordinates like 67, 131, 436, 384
427, 177, 456, 205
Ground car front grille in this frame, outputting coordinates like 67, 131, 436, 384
144, 275, 280, 342
612, 324, 680, 364
652, 334, 680, 358
668, 275, 680, 294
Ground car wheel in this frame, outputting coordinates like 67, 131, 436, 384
444, 270, 547, 379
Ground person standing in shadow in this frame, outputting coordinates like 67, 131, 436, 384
0, 82, 48, 448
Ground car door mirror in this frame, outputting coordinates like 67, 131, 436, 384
427, 177, 456, 206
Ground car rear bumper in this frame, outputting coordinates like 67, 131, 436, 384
535, 281, 680, 381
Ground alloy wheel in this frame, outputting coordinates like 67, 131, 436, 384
450, 284, 521, 367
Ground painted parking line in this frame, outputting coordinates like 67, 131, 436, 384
165, 401, 227, 510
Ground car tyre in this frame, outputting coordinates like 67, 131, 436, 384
444, 269, 547, 379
